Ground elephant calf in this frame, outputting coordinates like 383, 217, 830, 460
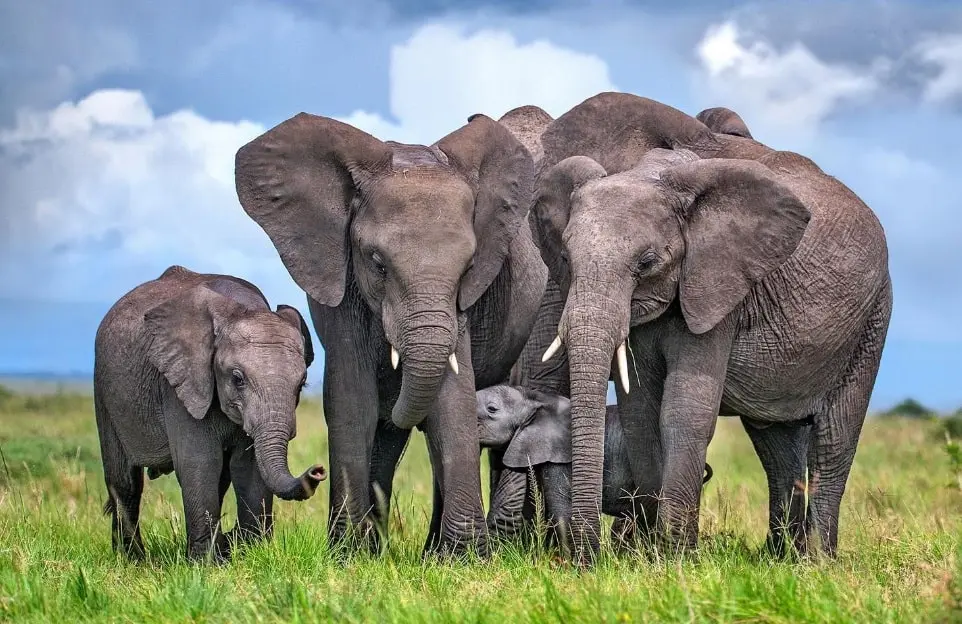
94, 265, 326, 561
476, 384, 712, 551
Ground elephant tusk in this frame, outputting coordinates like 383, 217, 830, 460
390, 346, 400, 370
448, 353, 460, 375
616, 342, 630, 394
542, 335, 563, 363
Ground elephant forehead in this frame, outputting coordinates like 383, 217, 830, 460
388, 143, 450, 168
222, 314, 303, 349
367, 172, 474, 219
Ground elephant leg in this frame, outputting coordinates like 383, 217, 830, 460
654, 328, 731, 553
614, 334, 666, 538
806, 284, 890, 557
486, 453, 536, 542
742, 419, 811, 557
98, 415, 145, 559
539, 463, 573, 557
368, 417, 412, 549
229, 443, 274, 545
322, 346, 380, 553
420, 333, 488, 557
171, 443, 227, 561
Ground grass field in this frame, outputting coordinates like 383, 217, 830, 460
1, 388, 961, 623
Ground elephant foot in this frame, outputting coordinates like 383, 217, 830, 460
112, 533, 146, 561
328, 518, 381, 558
422, 528, 489, 561
186, 533, 232, 565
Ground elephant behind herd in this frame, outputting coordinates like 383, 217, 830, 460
94, 91, 891, 565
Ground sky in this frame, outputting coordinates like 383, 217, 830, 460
0, 0, 960, 410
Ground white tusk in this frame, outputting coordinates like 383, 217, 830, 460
542, 335, 563, 363
390, 346, 400, 370
448, 353, 460, 375
617, 342, 630, 395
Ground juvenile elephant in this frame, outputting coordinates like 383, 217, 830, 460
234, 112, 548, 555
93, 266, 325, 561
477, 385, 712, 553
531, 92, 892, 563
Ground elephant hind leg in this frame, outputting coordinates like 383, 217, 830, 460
741, 419, 811, 557
806, 282, 892, 557
97, 410, 145, 559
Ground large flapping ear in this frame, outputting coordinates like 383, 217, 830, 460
143, 285, 244, 419
503, 390, 571, 468
234, 114, 393, 308
695, 107, 754, 139
658, 158, 811, 335
529, 155, 607, 287
436, 114, 535, 310
276, 304, 315, 367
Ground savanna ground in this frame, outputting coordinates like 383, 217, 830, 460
2, 386, 962, 623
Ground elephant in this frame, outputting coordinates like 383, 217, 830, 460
478, 105, 572, 541
529, 91, 892, 564
695, 106, 754, 139
477, 384, 713, 554
233, 112, 549, 556
93, 265, 325, 561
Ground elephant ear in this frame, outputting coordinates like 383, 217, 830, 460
529, 156, 607, 287
275, 304, 315, 367
436, 114, 535, 310
695, 107, 754, 139
496, 105, 554, 163
144, 285, 244, 419
234, 113, 393, 308
659, 158, 811, 335
503, 390, 571, 468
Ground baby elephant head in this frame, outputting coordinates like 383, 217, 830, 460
143, 279, 326, 501
476, 385, 571, 469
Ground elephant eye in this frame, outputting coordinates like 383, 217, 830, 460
486, 404, 499, 415
633, 250, 659, 276
371, 251, 387, 276
231, 369, 247, 389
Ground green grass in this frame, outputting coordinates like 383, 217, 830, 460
1, 390, 962, 622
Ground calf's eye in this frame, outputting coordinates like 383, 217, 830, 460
231, 369, 246, 389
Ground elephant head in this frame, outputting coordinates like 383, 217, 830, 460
695, 107, 754, 139
143, 281, 326, 501
235, 114, 533, 429
476, 385, 571, 469
497, 105, 554, 163
531, 135, 811, 557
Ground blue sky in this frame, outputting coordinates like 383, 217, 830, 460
1, 0, 960, 410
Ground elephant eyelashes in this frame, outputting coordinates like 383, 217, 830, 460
486, 404, 499, 415
371, 252, 387, 276
231, 369, 247, 390
632, 251, 658, 277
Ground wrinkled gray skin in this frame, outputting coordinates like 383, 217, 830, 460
94, 266, 324, 562
481, 105, 572, 540
530, 92, 892, 564
234, 113, 548, 556
477, 385, 712, 554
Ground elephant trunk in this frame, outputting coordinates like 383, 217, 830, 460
389, 298, 459, 429
562, 274, 631, 564
252, 416, 327, 501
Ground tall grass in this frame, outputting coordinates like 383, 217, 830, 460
1, 389, 961, 622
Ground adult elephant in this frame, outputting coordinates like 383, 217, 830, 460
234, 112, 548, 556
482, 105, 572, 541
530, 92, 892, 564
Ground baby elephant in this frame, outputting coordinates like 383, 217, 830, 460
477, 385, 712, 550
94, 265, 326, 561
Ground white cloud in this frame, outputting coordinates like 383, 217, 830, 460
915, 33, 962, 104
694, 21, 884, 144
0, 24, 616, 307
341, 23, 617, 142
0, 89, 302, 305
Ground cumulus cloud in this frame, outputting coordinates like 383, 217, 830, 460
341, 23, 617, 142
694, 21, 885, 144
0, 23, 616, 308
915, 33, 962, 104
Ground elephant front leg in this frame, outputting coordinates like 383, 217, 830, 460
323, 348, 380, 553
421, 332, 488, 557
229, 443, 274, 545
655, 330, 731, 554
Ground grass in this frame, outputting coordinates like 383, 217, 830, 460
1, 390, 962, 622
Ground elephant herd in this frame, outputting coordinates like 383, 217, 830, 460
93, 91, 892, 566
